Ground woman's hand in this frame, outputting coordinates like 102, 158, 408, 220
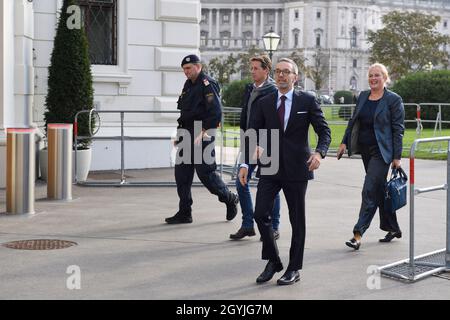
392, 159, 401, 169
337, 144, 347, 160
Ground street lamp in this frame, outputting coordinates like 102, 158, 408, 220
426, 61, 433, 72
262, 27, 281, 61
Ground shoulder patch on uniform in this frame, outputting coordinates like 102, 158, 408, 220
203, 79, 210, 86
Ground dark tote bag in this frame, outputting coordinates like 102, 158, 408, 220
384, 167, 408, 212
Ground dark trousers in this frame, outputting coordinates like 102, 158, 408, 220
175, 136, 232, 215
353, 144, 401, 236
254, 177, 308, 271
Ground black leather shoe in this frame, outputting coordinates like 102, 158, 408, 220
260, 230, 280, 241
230, 227, 256, 240
165, 212, 192, 224
256, 261, 283, 283
379, 231, 402, 243
226, 193, 239, 221
345, 238, 361, 250
277, 270, 300, 285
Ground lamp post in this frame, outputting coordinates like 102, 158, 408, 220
426, 61, 433, 72
262, 27, 280, 61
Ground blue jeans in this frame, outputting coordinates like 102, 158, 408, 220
236, 164, 281, 230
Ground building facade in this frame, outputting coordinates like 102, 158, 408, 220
200, 0, 450, 94
0, 0, 201, 187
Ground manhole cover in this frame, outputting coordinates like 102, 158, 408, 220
2, 239, 77, 250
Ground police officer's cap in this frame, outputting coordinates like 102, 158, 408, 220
181, 54, 201, 67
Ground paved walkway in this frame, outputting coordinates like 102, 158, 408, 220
0, 157, 449, 299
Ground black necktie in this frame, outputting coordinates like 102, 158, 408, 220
278, 95, 287, 130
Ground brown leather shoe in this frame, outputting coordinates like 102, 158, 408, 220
229, 227, 256, 240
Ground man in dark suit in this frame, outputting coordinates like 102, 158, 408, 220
238, 58, 331, 285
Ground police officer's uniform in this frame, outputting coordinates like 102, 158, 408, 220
165, 55, 239, 224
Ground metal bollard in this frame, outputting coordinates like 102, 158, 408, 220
47, 124, 73, 201
6, 128, 36, 215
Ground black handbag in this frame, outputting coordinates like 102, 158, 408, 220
384, 167, 408, 212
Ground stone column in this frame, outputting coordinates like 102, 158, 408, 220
274, 9, 279, 34
230, 9, 235, 47
260, 9, 264, 38
208, 9, 213, 46
252, 10, 257, 45
238, 9, 242, 46
216, 9, 220, 43
0, 0, 16, 188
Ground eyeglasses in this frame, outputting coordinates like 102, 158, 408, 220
274, 69, 295, 76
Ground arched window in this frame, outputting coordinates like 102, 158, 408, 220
316, 34, 321, 47
350, 27, 357, 48
350, 76, 357, 90
292, 28, 300, 48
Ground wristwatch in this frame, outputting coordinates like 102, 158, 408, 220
316, 149, 326, 159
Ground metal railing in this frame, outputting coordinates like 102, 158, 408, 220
74, 109, 242, 187
378, 136, 450, 282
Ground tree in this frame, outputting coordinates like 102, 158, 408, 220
206, 54, 238, 87
305, 49, 329, 91
44, 0, 94, 149
237, 46, 265, 79
367, 11, 450, 80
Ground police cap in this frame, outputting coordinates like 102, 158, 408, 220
181, 54, 201, 67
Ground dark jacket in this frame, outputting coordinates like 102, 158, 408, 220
239, 80, 277, 131
342, 89, 405, 164
249, 90, 331, 181
177, 71, 222, 130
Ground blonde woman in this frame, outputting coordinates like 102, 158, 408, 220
337, 63, 405, 250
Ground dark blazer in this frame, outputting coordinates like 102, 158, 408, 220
239, 82, 277, 131
249, 90, 331, 181
342, 89, 405, 164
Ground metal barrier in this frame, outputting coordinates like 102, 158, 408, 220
74, 109, 241, 187
6, 128, 35, 215
47, 124, 73, 201
378, 136, 450, 282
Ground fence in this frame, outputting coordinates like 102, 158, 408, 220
378, 136, 450, 282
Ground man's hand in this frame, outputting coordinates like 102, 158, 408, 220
392, 159, 401, 169
252, 146, 264, 160
194, 130, 210, 146
336, 143, 346, 160
238, 167, 249, 187
307, 152, 322, 171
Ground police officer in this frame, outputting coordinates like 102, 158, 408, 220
165, 54, 239, 224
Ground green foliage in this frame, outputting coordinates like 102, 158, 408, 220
207, 54, 238, 87
221, 78, 252, 108
392, 70, 450, 128
367, 11, 450, 80
334, 90, 355, 120
44, 0, 94, 149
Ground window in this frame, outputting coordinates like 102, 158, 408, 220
353, 59, 357, 68
350, 76, 357, 90
243, 32, 252, 47
294, 33, 299, 48
201, 12, 207, 23
245, 14, 252, 23
353, 11, 357, 19
316, 11, 321, 19
223, 14, 229, 24
294, 10, 299, 20
316, 34, 321, 47
200, 31, 208, 47
221, 32, 230, 47
350, 27, 357, 47
78, 0, 117, 65
268, 14, 275, 24
444, 20, 448, 28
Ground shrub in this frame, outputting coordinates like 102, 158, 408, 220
392, 70, 450, 128
221, 78, 252, 108
334, 90, 355, 120
44, 0, 95, 149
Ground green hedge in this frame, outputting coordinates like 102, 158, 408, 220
392, 70, 450, 128
221, 78, 252, 108
334, 90, 354, 120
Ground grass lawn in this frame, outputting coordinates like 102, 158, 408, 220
220, 107, 450, 160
